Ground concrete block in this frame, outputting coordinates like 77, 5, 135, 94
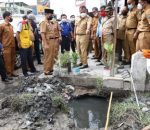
103, 77, 124, 90
60, 75, 98, 88
131, 52, 146, 91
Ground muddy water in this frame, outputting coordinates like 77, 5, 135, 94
69, 97, 108, 129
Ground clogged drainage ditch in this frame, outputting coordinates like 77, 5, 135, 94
0, 75, 149, 130
69, 97, 108, 129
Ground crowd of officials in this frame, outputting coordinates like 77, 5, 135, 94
0, 0, 150, 83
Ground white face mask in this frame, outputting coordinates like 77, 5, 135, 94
61, 18, 67, 22
70, 18, 75, 21
94, 13, 98, 17
137, 3, 143, 10
128, 4, 134, 10
80, 13, 87, 18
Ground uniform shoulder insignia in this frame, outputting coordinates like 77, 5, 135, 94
146, 9, 150, 18
39, 20, 45, 25
147, 15, 150, 19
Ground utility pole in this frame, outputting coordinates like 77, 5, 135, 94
110, 0, 118, 76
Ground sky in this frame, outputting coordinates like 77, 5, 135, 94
0, 0, 109, 17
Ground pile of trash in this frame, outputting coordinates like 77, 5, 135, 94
0, 76, 75, 129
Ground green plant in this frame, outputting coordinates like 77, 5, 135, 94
96, 77, 103, 93
52, 95, 68, 113
59, 52, 71, 68
71, 52, 79, 67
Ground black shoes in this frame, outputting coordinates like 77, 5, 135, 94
7, 76, 13, 80
2, 78, 12, 84
96, 62, 104, 66
91, 57, 98, 60
80, 64, 88, 69
24, 73, 30, 77
38, 62, 43, 65
44, 71, 53, 75
11, 74, 19, 77
30, 70, 40, 73
77, 63, 83, 67
122, 61, 131, 65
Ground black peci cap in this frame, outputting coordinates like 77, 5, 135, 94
44, 9, 54, 14
105, 6, 113, 12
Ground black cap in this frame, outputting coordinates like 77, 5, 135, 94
105, 6, 113, 12
27, 10, 32, 15
44, 9, 54, 14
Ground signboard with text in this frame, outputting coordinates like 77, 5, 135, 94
37, 0, 50, 13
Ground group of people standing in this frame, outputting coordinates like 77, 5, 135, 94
0, 0, 150, 82
0, 10, 41, 82
76, 0, 150, 69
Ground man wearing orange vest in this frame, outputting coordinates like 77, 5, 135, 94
16, 15, 37, 77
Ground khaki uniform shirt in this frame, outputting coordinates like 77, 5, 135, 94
40, 19, 60, 40
126, 7, 139, 29
75, 16, 92, 35
0, 22, 15, 48
102, 16, 115, 35
117, 15, 127, 40
138, 4, 150, 32
91, 16, 99, 33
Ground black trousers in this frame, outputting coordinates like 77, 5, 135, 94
98, 37, 102, 60
0, 54, 7, 80
116, 39, 123, 61
61, 36, 71, 53
20, 47, 36, 75
34, 39, 41, 63
71, 40, 76, 52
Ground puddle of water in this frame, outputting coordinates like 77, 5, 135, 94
69, 97, 108, 129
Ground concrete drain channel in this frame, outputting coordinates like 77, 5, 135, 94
0, 75, 149, 130
69, 96, 108, 129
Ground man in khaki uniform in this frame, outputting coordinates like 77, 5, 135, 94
117, 6, 128, 62
40, 9, 61, 75
125, 0, 139, 64
91, 7, 100, 60
102, 6, 115, 69
51, 19, 61, 60
0, 11, 17, 78
75, 6, 92, 69
134, 0, 150, 51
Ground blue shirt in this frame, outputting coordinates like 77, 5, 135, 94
60, 22, 72, 36
0, 43, 3, 50
96, 17, 103, 37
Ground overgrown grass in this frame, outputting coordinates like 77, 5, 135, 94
11, 93, 35, 112
96, 76, 103, 93
52, 95, 68, 113
111, 102, 150, 127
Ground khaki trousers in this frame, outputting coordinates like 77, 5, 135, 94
136, 32, 150, 51
43, 39, 56, 73
125, 29, 136, 61
102, 34, 113, 67
76, 35, 89, 65
92, 37, 100, 58
3, 47, 15, 75
54, 38, 60, 60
